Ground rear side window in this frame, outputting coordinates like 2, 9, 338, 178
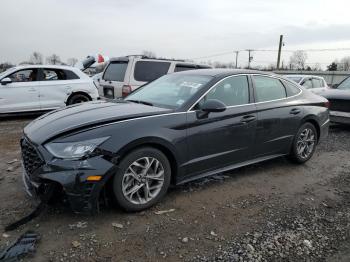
203, 75, 249, 107
103, 62, 128, 82
43, 69, 79, 80
134, 61, 170, 82
312, 78, 322, 88
253, 76, 286, 102
283, 80, 301, 97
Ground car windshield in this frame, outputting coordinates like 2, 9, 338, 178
285, 76, 302, 83
125, 74, 213, 109
0, 67, 16, 79
338, 77, 350, 90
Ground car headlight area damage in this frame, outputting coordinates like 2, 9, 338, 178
21, 135, 118, 215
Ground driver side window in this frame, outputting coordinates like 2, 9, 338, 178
195, 75, 249, 109
8, 69, 38, 83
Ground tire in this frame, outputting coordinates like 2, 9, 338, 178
289, 122, 318, 164
67, 93, 90, 105
112, 147, 171, 211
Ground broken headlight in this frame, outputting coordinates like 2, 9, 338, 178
45, 137, 109, 159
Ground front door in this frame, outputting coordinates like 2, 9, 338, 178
185, 75, 257, 176
0, 68, 40, 113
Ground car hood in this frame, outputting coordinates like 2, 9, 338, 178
316, 89, 350, 100
24, 101, 172, 144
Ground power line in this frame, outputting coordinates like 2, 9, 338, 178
191, 47, 350, 60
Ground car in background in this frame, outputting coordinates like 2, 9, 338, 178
314, 76, 350, 124
21, 69, 329, 213
99, 55, 211, 99
0, 65, 99, 114
284, 75, 329, 93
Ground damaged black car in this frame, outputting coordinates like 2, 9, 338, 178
21, 69, 330, 214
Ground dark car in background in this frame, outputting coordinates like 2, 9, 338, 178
21, 69, 330, 214
314, 76, 350, 124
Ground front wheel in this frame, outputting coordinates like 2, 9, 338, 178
112, 147, 171, 211
289, 122, 318, 163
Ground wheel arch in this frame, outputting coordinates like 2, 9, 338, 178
115, 137, 180, 185
301, 115, 321, 142
65, 91, 92, 105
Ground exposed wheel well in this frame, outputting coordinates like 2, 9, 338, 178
118, 143, 178, 185
66, 92, 92, 105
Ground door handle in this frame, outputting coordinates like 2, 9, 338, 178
290, 108, 301, 115
241, 115, 256, 123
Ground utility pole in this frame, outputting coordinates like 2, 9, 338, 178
234, 51, 239, 68
276, 35, 283, 69
246, 49, 253, 69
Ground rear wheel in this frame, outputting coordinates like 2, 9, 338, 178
289, 122, 318, 163
112, 147, 171, 211
67, 93, 90, 105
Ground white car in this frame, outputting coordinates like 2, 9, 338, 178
284, 75, 329, 93
0, 65, 99, 114
99, 55, 211, 99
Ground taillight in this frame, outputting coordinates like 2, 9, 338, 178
324, 100, 330, 108
122, 85, 132, 97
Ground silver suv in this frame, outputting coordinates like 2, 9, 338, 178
99, 55, 211, 99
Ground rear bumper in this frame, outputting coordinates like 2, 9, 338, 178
329, 111, 350, 125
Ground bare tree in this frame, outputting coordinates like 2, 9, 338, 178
46, 54, 62, 65
142, 50, 157, 58
338, 56, 350, 71
289, 50, 308, 70
67, 58, 78, 66
29, 52, 43, 64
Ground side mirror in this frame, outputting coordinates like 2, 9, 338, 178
200, 99, 226, 113
1, 77, 12, 85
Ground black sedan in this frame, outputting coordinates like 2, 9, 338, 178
314, 76, 350, 125
21, 69, 330, 213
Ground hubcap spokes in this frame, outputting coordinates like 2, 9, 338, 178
122, 157, 165, 205
297, 128, 316, 159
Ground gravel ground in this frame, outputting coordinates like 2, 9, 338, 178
0, 116, 349, 262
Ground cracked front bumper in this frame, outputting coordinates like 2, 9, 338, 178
21, 138, 117, 214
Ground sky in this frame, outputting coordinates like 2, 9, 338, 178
1, 0, 350, 69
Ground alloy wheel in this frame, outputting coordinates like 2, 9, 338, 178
121, 157, 165, 205
296, 128, 316, 159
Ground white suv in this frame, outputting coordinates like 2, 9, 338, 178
99, 55, 211, 99
0, 65, 99, 114
284, 75, 329, 93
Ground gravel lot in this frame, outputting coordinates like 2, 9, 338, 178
0, 116, 349, 262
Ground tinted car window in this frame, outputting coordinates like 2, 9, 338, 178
103, 62, 128, 82
203, 75, 249, 107
8, 69, 38, 82
338, 77, 350, 90
126, 74, 212, 109
174, 65, 196, 72
134, 61, 170, 82
302, 79, 313, 89
312, 78, 322, 88
283, 80, 301, 97
254, 76, 286, 102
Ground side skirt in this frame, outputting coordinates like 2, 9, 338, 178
176, 153, 286, 185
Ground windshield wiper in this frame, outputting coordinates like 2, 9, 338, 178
127, 100, 153, 106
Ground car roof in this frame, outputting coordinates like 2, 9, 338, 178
10, 65, 80, 71
174, 68, 276, 77
284, 75, 325, 79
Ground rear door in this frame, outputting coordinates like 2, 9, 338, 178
100, 58, 129, 99
0, 68, 40, 113
252, 75, 303, 157
185, 75, 257, 176
38, 68, 80, 110
129, 60, 171, 91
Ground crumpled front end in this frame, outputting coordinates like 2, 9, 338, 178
21, 137, 117, 214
